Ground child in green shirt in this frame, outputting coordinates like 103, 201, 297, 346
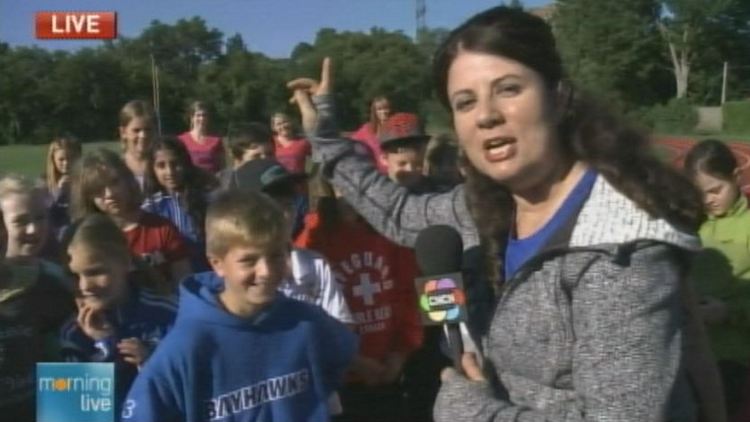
685, 139, 750, 415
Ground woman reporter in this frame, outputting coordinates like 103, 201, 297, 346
289, 6, 723, 422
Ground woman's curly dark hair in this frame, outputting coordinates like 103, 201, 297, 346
435, 6, 705, 287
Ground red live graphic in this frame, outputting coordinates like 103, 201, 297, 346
35, 12, 117, 39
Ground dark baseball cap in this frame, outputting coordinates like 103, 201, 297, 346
230, 158, 305, 194
378, 112, 430, 150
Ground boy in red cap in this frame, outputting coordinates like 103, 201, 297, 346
376, 113, 435, 193
377, 114, 454, 422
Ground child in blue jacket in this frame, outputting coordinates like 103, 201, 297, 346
122, 189, 356, 422
59, 214, 176, 412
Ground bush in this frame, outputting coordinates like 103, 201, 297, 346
420, 98, 451, 134
723, 101, 750, 134
626, 106, 656, 131
647, 98, 698, 134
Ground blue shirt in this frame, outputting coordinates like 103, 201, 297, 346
59, 282, 176, 412
142, 192, 198, 243
122, 272, 357, 422
504, 169, 598, 280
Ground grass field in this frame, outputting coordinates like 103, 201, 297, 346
0, 131, 748, 178
0, 141, 119, 178
656, 132, 750, 142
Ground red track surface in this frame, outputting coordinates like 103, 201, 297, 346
657, 137, 750, 193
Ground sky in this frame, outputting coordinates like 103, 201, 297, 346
0, 0, 550, 58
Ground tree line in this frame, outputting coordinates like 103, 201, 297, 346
0, 0, 748, 145
554, 0, 750, 109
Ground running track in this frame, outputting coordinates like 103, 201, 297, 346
657, 137, 750, 193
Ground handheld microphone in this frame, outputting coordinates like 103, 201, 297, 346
414, 225, 467, 372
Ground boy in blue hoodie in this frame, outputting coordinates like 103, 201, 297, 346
122, 189, 357, 422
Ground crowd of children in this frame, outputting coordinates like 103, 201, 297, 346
5, 87, 750, 421
0, 96, 465, 422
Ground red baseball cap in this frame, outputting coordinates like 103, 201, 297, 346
378, 113, 430, 150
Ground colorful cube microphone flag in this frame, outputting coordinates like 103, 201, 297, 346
418, 276, 467, 324
413, 225, 468, 370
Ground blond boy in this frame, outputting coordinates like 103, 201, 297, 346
122, 190, 356, 422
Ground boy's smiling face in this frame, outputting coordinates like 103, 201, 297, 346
210, 241, 290, 317
1, 192, 49, 258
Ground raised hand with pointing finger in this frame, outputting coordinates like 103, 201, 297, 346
286, 57, 332, 136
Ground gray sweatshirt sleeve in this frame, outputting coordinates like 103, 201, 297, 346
433, 244, 689, 422
310, 94, 479, 248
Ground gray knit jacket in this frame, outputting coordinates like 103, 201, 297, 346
310, 95, 701, 421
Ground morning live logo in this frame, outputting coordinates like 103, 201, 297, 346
37, 362, 115, 422
416, 274, 467, 324
35, 12, 117, 40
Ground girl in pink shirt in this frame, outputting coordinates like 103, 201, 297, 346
272, 112, 311, 175
178, 101, 225, 175
351, 95, 392, 174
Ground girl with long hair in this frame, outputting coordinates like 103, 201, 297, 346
46, 135, 82, 198
46, 135, 82, 234
351, 95, 392, 173
143, 137, 215, 272
271, 111, 311, 175
71, 148, 191, 293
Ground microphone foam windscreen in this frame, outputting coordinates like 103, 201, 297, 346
414, 225, 464, 276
